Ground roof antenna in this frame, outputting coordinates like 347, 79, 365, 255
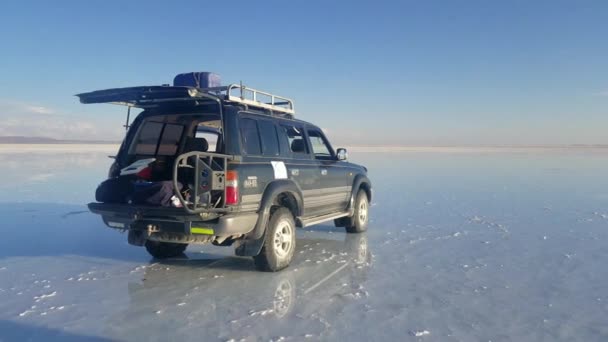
124, 106, 131, 132
240, 80, 244, 100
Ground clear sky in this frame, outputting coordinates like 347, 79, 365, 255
0, 0, 607, 145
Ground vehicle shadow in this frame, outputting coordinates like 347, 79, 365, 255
0, 202, 147, 261
0, 319, 113, 342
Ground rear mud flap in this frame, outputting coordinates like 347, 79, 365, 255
234, 230, 267, 257
234, 205, 273, 257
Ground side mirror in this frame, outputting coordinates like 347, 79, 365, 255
336, 148, 348, 161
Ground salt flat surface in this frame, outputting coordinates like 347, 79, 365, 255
1, 147, 607, 341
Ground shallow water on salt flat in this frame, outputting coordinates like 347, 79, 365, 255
1, 147, 607, 341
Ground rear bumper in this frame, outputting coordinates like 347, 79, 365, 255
88, 202, 258, 237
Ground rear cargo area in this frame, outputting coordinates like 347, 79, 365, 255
96, 112, 230, 213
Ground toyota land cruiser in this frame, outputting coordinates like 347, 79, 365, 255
80, 72, 372, 272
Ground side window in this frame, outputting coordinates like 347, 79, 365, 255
281, 124, 308, 155
307, 130, 334, 160
240, 118, 262, 155
258, 120, 280, 156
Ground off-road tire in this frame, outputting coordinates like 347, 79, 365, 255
253, 207, 296, 272
345, 190, 369, 233
144, 240, 188, 259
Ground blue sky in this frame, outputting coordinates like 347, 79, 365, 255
0, 0, 606, 145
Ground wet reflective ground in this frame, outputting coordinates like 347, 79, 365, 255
1, 147, 608, 341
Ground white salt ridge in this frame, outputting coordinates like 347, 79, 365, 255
18, 309, 35, 317
413, 330, 430, 337
592, 212, 608, 219
130, 263, 159, 274
34, 291, 57, 302
408, 237, 426, 244
435, 231, 463, 240
249, 308, 274, 317
469, 215, 509, 234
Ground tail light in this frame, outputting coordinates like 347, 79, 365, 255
225, 170, 239, 205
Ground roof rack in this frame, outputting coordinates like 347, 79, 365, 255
198, 84, 295, 116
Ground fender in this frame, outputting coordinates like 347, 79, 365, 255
235, 179, 303, 256
348, 174, 372, 211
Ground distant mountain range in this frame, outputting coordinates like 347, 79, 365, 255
0, 136, 120, 144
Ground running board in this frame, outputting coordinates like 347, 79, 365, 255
298, 211, 352, 228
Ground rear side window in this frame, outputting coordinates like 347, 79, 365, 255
240, 118, 262, 155
281, 124, 308, 155
258, 120, 280, 156
133, 121, 183, 156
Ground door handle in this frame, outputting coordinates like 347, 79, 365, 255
321, 169, 327, 176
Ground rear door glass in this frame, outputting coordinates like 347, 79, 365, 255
157, 124, 183, 155
134, 122, 163, 155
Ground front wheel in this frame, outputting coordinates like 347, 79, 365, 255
144, 240, 188, 259
253, 207, 296, 272
345, 190, 369, 233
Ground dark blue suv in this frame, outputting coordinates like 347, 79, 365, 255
80, 72, 372, 271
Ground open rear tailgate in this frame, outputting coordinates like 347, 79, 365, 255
76, 86, 216, 108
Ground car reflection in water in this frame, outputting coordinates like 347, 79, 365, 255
107, 232, 371, 341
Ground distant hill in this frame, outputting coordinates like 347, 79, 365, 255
0, 136, 120, 144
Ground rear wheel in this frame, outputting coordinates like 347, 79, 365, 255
144, 240, 188, 259
254, 207, 296, 272
345, 190, 369, 233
